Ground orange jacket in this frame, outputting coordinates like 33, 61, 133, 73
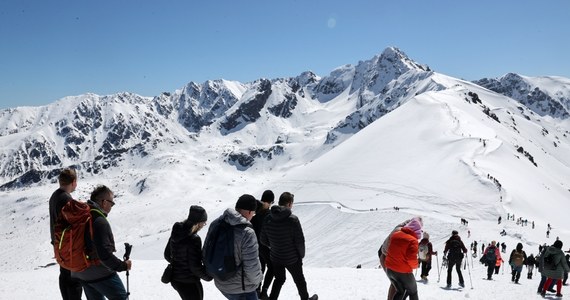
385, 227, 419, 273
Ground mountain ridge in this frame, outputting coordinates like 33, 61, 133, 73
1, 47, 569, 191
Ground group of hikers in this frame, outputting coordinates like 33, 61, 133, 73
49, 168, 569, 300
378, 218, 570, 300
49, 168, 318, 300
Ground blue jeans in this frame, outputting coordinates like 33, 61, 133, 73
81, 273, 128, 300
221, 290, 258, 300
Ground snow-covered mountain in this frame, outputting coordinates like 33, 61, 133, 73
1, 46, 570, 299
474, 73, 570, 119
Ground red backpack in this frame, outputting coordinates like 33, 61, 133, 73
53, 200, 101, 272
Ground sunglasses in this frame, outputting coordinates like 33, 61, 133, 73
104, 199, 116, 207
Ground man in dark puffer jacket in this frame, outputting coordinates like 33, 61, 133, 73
261, 192, 318, 300
165, 205, 212, 300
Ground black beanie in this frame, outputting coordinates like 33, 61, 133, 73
553, 240, 563, 249
235, 194, 257, 211
261, 190, 275, 203
188, 205, 207, 224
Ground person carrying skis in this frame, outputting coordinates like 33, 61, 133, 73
384, 217, 423, 300
418, 232, 437, 281
443, 230, 468, 288
508, 242, 527, 283
483, 241, 501, 280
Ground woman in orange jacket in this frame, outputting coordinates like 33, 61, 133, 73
385, 217, 423, 300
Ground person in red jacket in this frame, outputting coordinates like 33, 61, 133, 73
385, 217, 423, 300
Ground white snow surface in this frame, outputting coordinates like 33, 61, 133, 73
1, 74, 570, 299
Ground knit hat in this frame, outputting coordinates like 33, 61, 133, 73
452, 230, 458, 236
261, 190, 275, 203
404, 218, 423, 239
188, 205, 207, 224
516, 242, 523, 251
235, 194, 258, 211
553, 240, 563, 249
423, 232, 430, 240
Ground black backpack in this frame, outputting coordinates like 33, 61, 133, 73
485, 246, 497, 264
447, 239, 464, 260
543, 252, 556, 270
203, 219, 248, 281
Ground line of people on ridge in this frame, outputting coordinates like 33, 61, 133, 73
49, 168, 317, 300
376, 217, 570, 300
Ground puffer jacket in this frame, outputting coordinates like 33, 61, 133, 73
384, 227, 419, 273
261, 205, 305, 266
541, 246, 570, 279
204, 208, 261, 294
164, 222, 212, 283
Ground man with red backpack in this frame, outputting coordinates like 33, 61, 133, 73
71, 185, 132, 300
49, 168, 83, 300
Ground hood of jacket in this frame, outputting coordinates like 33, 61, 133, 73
170, 221, 192, 243
269, 205, 292, 222
222, 208, 250, 226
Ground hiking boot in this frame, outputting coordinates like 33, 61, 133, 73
556, 293, 563, 297
308, 294, 318, 300
541, 290, 546, 297
459, 282, 465, 288
446, 284, 451, 288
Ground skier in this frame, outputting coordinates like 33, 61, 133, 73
443, 230, 468, 288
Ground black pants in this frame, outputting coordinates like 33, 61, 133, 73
260, 246, 274, 292
446, 259, 464, 285
386, 268, 418, 300
420, 260, 432, 277
270, 260, 308, 300
59, 267, 83, 300
171, 280, 204, 300
487, 264, 495, 279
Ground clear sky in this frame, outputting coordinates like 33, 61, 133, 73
1, 0, 569, 109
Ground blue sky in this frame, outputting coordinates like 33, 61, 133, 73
1, 1, 569, 109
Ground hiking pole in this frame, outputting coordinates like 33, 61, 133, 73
124, 243, 133, 299
466, 257, 474, 289
437, 257, 444, 283
436, 255, 441, 283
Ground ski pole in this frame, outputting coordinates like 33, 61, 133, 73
438, 256, 444, 283
436, 254, 440, 282
466, 256, 474, 289
124, 243, 133, 299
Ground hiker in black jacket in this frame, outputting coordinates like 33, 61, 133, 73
165, 205, 212, 300
48, 168, 83, 300
261, 192, 318, 300
251, 190, 275, 299
71, 185, 132, 300
526, 254, 536, 279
